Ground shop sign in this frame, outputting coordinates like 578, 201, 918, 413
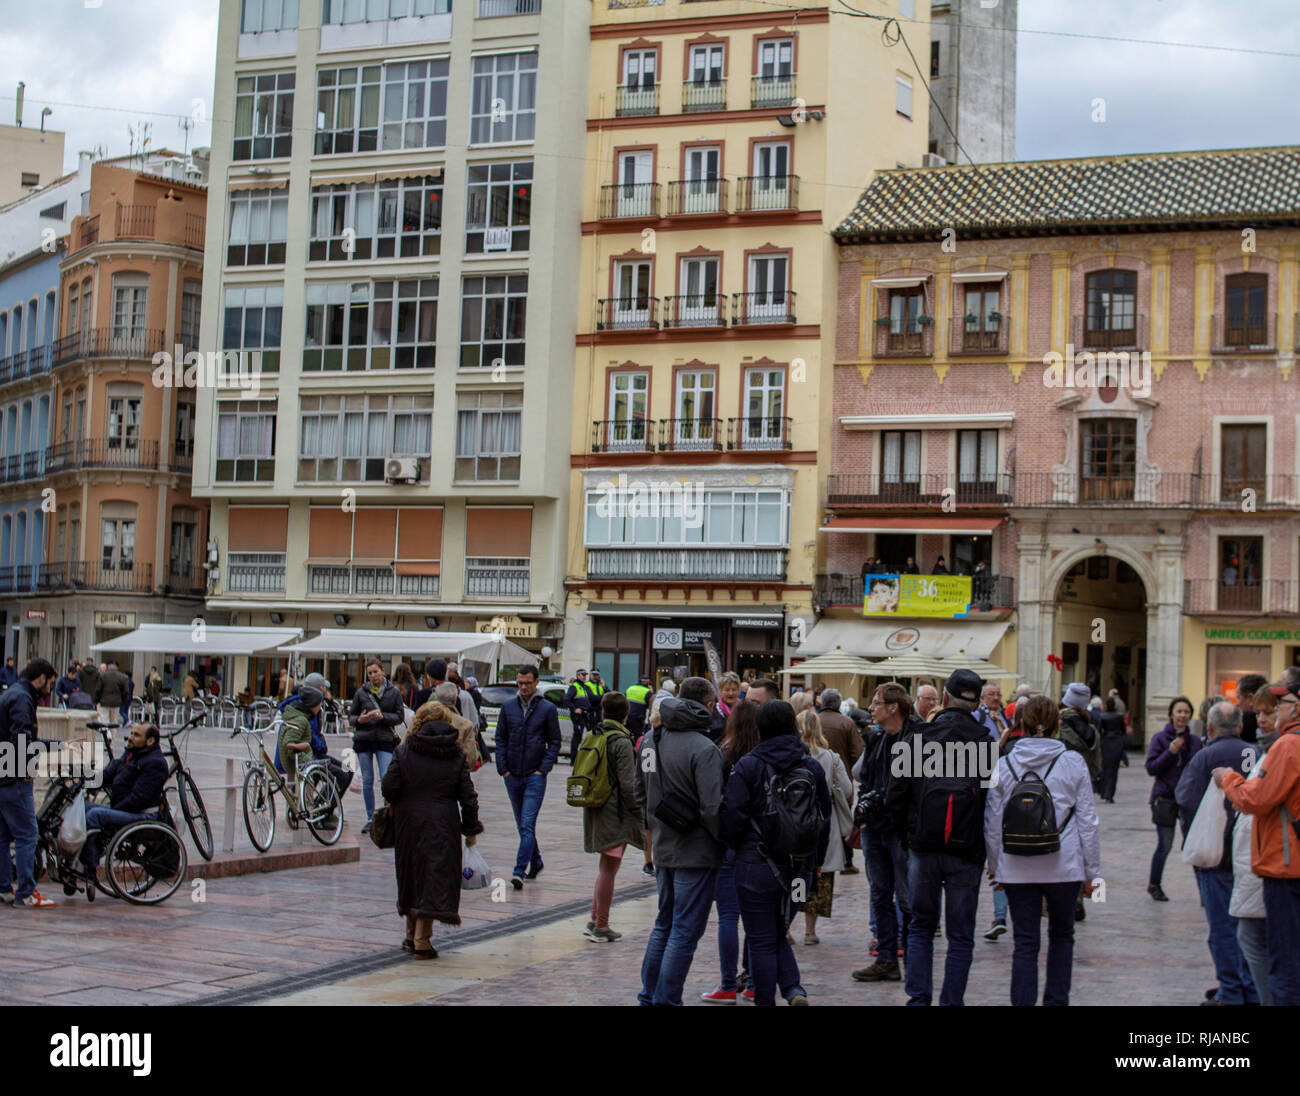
25, 609, 46, 621
1202, 627, 1296, 641
864, 575, 972, 618
475, 615, 538, 639
652, 627, 683, 650
683, 627, 724, 650
733, 617, 782, 629
94, 611, 136, 630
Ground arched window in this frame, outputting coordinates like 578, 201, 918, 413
100, 500, 138, 573
15, 511, 27, 568
0, 513, 11, 569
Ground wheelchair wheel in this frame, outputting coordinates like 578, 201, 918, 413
103, 821, 187, 905
177, 772, 214, 861
301, 768, 343, 847
243, 767, 275, 852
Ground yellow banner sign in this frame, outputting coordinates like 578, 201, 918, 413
863, 575, 972, 618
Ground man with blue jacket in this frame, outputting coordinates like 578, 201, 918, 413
81, 722, 170, 868
1175, 701, 1260, 1006
0, 658, 58, 907
496, 664, 561, 890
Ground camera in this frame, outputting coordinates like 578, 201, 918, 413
854, 787, 888, 828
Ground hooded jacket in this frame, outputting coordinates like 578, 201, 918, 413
634, 696, 725, 870
1058, 707, 1101, 779
1146, 722, 1203, 804
721, 732, 831, 869
983, 736, 1100, 886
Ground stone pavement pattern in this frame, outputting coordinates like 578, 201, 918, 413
3, 740, 1222, 1006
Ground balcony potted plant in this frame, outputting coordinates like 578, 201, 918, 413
963, 311, 980, 330
987, 310, 1002, 327
874, 315, 892, 326
916, 314, 933, 326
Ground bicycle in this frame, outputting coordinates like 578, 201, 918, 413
233, 719, 343, 852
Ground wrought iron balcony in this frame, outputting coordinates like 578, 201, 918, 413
950, 316, 1008, 354
732, 290, 796, 326
728, 416, 792, 451
751, 74, 796, 108
873, 320, 934, 357
735, 175, 798, 213
46, 438, 160, 473
1211, 312, 1275, 352
53, 328, 164, 367
665, 178, 728, 216
591, 418, 653, 454
596, 297, 659, 331
658, 417, 723, 452
1071, 312, 1147, 351
682, 79, 726, 113
1184, 579, 1298, 615
465, 558, 530, 599
1011, 472, 1296, 509
598, 182, 660, 220
661, 294, 726, 329
38, 561, 154, 593
826, 473, 1013, 507
615, 84, 659, 117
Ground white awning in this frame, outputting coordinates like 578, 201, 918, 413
90, 624, 303, 656
798, 619, 1010, 660
951, 270, 1009, 282
279, 629, 535, 666
870, 276, 928, 287
226, 175, 289, 191
839, 412, 1014, 430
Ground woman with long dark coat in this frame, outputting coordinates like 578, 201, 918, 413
381, 717, 484, 958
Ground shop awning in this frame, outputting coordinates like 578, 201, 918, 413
279, 629, 535, 666
799, 619, 1010, 660
90, 624, 303, 656
820, 516, 1003, 535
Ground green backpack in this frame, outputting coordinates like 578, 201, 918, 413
566, 722, 628, 809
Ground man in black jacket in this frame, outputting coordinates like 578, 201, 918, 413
496, 665, 561, 889
82, 722, 170, 868
887, 668, 991, 1006
853, 682, 921, 984
97, 659, 130, 727
0, 659, 58, 907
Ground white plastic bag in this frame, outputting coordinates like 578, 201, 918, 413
462, 840, 491, 890
57, 791, 88, 857
1181, 781, 1227, 868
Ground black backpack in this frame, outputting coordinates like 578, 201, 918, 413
914, 769, 984, 857
1001, 753, 1074, 856
755, 759, 825, 863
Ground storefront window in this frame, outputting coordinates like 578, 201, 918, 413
1206, 645, 1270, 703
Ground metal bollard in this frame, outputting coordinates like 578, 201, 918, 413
223, 758, 237, 854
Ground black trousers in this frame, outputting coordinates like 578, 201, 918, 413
1099, 735, 1126, 799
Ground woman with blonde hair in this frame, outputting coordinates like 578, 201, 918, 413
797, 708, 853, 945
790, 691, 814, 716
412, 697, 480, 769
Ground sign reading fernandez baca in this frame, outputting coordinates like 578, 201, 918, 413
863, 574, 972, 618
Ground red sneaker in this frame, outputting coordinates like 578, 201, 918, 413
18, 890, 56, 908
700, 987, 737, 1004
741, 988, 755, 1001
869, 938, 878, 956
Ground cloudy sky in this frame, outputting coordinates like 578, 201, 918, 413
0, 0, 1294, 174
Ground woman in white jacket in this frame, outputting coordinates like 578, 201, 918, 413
797, 709, 853, 946
984, 695, 1101, 1006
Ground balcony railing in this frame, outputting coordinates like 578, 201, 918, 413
53, 328, 164, 367
227, 554, 286, 594
658, 417, 723, 452
615, 84, 659, 117
827, 472, 1013, 507
587, 547, 787, 581
728, 416, 792, 451
732, 290, 796, 326
1011, 472, 1297, 508
665, 178, 728, 216
38, 561, 154, 594
1211, 312, 1275, 352
814, 573, 1013, 612
683, 79, 727, 112
164, 569, 205, 596
661, 294, 726, 329
0, 565, 39, 594
0, 451, 44, 484
1184, 579, 1298, 615
46, 438, 160, 473
184, 212, 206, 250
115, 204, 156, 240
598, 182, 660, 220
874, 321, 934, 357
591, 418, 653, 453
735, 174, 798, 213
465, 557, 530, 599
1072, 313, 1147, 351
751, 74, 796, 108
596, 297, 659, 331
0, 346, 52, 385
478, 0, 540, 13
77, 215, 100, 250
950, 317, 1008, 355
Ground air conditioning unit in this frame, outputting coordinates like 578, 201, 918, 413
385, 457, 420, 483
922, 153, 947, 168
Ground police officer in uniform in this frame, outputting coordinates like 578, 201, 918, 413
625, 675, 653, 738
564, 669, 597, 762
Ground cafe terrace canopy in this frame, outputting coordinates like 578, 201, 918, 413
90, 624, 304, 656
278, 629, 535, 680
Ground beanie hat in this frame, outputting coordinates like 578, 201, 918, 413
1062, 682, 1091, 710
296, 686, 324, 709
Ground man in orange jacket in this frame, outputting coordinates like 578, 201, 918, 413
1214, 681, 1300, 1007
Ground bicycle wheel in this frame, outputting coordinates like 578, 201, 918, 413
301, 768, 343, 846
177, 771, 214, 861
242, 766, 275, 852
103, 821, 187, 905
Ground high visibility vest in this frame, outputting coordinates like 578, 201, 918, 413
626, 684, 652, 705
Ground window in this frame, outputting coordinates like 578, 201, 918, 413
1221, 423, 1266, 499
169, 509, 198, 579
75, 387, 86, 438
69, 503, 80, 562
384, 60, 449, 149
585, 488, 786, 548
614, 150, 654, 217
456, 390, 522, 481
957, 429, 998, 490
469, 52, 537, 144
79, 279, 92, 336
896, 76, 912, 118
689, 44, 724, 83
743, 367, 785, 446
1080, 418, 1136, 501
60, 392, 72, 445
465, 162, 531, 253
681, 145, 721, 213
678, 257, 719, 323
101, 507, 137, 572
309, 175, 442, 261
1225, 273, 1268, 347
233, 71, 294, 160
1219, 536, 1263, 610
216, 399, 277, 481
227, 189, 288, 266
111, 275, 149, 340
757, 38, 793, 78
242, 0, 299, 31
181, 279, 202, 349
674, 369, 716, 447
63, 288, 76, 339
175, 398, 196, 462
299, 393, 432, 482
303, 278, 438, 371
607, 371, 648, 448
322, 0, 451, 20
623, 48, 657, 88
747, 254, 789, 319
964, 285, 1000, 329
1085, 269, 1137, 346
314, 65, 381, 154
20, 173, 39, 188
882, 430, 921, 488
106, 385, 142, 450
40, 202, 65, 220
223, 285, 283, 371
930, 40, 939, 78
460, 274, 527, 368
612, 260, 652, 327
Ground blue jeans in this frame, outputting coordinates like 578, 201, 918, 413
504, 772, 547, 877
863, 825, 911, 961
639, 865, 718, 1006
82, 804, 154, 868
992, 886, 1008, 923
356, 749, 393, 820
715, 852, 741, 991
1236, 917, 1274, 1008
734, 858, 805, 1005
1149, 823, 1175, 886
0, 781, 38, 900
1195, 868, 1257, 1005
905, 850, 981, 1006
1263, 876, 1300, 1007
1004, 881, 1078, 1005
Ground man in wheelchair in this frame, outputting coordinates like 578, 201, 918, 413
81, 722, 169, 868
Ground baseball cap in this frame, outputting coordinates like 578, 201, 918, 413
944, 668, 985, 704
1267, 682, 1299, 703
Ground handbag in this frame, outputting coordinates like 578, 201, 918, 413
1151, 795, 1178, 828
369, 804, 396, 849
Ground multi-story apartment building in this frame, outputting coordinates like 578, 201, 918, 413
828, 146, 1300, 739
0, 114, 65, 208
8, 155, 211, 678
927, 0, 1016, 165
563, 1, 930, 688
195, 0, 588, 695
